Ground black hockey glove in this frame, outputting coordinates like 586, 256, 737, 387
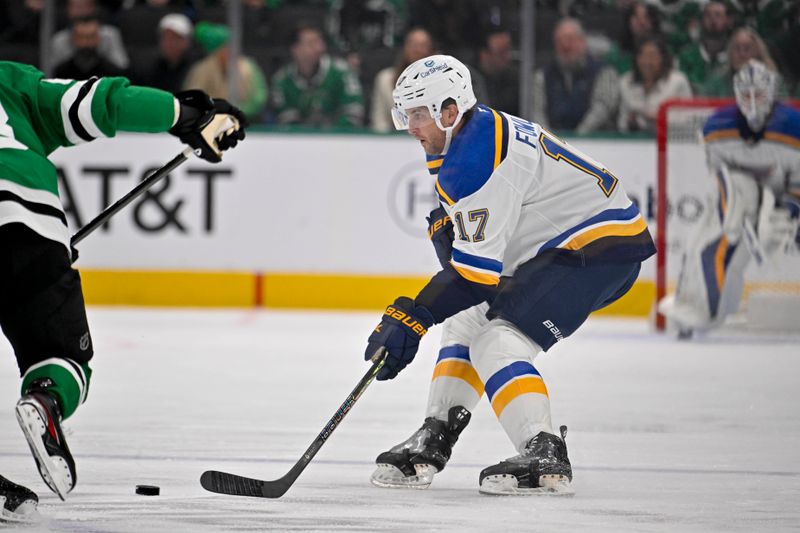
169, 90, 247, 163
427, 205, 454, 269
365, 297, 435, 381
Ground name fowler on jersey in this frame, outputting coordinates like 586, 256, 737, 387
508, 115, 538, 150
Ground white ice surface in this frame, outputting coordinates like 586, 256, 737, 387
1, 308, 799, 532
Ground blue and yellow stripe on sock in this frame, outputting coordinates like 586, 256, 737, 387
484, 361, 547, 417
431, 345, 484, 396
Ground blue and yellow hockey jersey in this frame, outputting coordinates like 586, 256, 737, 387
425, 105, 655, 288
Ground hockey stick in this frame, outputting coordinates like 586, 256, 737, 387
70, 147, 194, 248
70, 115, 238, 250
199, 347, 388, 498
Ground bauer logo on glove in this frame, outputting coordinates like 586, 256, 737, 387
383, 305, 429, 336
365, 297, 435, 381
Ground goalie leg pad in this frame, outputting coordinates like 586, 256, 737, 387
716, 164, 760, 244
662, 178, 753, 333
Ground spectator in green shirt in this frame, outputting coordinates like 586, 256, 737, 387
676, 0, 733, 94
659, 0, 703, 52
271, 22, 365, 128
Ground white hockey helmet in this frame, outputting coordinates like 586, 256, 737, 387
391, 55, 477, 135
734, 59, 776, 131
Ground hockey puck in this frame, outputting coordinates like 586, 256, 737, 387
135, 485, 160, 496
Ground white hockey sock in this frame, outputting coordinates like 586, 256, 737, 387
425, 344, 483, 421
424, 304, 490, 421
471, 320, 553, 453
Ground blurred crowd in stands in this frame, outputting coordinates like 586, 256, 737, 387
2, 0, 798, 135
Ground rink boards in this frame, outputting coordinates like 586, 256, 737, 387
52, 133, 658, 315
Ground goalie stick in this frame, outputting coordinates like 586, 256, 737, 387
200, 348, 387, 498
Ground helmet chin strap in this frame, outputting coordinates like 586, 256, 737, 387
435, 111, 465, 155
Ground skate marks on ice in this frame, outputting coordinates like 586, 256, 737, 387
0, 309, 799, 531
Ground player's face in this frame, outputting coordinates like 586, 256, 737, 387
406, 106, 445, 154
406, 105, 461, 155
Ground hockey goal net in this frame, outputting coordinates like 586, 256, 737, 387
655, 98, 800, 332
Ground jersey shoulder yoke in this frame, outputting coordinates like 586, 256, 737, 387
436, 105, 510, 205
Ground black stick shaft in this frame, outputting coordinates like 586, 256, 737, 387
70, 148, 193, 247
263, 349, 387, 497
199, 349, 388, 498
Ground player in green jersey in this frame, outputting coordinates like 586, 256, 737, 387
0, 61, 246, 522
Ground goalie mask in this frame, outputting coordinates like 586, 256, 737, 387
734, 59, 776, 132
391, 55, 477, 153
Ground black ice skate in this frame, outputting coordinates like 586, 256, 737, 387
370, 406, 471, 489
0, 475, 39, 523
479, 426, 573, 496
15, 379, 77, 500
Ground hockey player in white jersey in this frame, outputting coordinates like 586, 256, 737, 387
363, 55, 655, 495
659, 59, 800, 336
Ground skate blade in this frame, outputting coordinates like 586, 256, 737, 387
0, 497, 40, 524
370, 464, 435, 490
15, 402, 72, 501
479, 474, 574, 496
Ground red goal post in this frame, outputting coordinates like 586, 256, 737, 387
654, 97, 800, 331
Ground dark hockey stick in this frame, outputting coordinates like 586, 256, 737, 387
200, 347, 388, 498
70, 147, 194, 248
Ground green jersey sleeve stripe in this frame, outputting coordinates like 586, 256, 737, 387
0, 178, 62, 210
76, 77, 108, 141
59, 79, 93, 144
